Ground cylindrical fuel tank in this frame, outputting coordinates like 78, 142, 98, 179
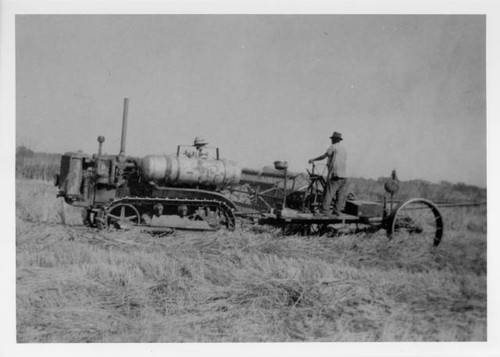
141, 154, 241, 188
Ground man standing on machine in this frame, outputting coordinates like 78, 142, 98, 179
308, 131, 347, 216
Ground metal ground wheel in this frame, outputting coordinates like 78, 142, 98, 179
387, 198, 444, 246
106, 203, 141, 229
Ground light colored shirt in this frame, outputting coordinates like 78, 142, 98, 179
196, 148, 209, 159
184, 148, 209, 159
326, 143, 347, 178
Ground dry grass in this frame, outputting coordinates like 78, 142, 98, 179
16, 151, 60, 181
16, 179, 487, 342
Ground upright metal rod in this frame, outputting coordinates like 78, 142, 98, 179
282, 167, 288, 209
119, 98, 129, 156
97, 136, 105, 157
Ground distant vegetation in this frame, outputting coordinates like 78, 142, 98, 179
16, 146, 61, 181
347, 177, 486, 203
16, 146, 486, 202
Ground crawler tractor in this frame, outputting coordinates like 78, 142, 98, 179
55, 98, 241, 232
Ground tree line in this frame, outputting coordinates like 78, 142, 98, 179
16, 146, 486, 202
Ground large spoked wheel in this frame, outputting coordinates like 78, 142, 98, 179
105, 203, 140, 229
387, 198, 444, 246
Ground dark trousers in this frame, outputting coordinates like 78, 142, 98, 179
322, 177, 347, 214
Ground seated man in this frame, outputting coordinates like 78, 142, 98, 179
192, 136, 209, 159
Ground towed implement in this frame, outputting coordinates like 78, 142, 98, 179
56, 98, 456, 246
232, 161, 445, 246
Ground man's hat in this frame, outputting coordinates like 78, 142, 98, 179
330, 131, 343, 140
194, 136, 208, 146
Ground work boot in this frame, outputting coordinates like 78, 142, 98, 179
315, 210, 332, 217
332, 209, 342, 216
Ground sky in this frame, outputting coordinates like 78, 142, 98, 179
15, 15, 486, 186
3, 4, 500, 356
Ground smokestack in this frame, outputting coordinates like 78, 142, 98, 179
119, 97, 129, 156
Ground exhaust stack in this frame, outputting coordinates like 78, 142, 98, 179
119, 97, 129, 156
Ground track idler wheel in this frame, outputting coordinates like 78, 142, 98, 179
96, 203, 141, 230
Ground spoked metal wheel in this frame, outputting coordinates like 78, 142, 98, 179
387, 198, 444, 246
106, 203, 140, 229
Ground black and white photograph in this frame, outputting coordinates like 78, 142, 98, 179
2, 0, 498, 356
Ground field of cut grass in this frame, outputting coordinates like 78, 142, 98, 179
16, 179, 487, 342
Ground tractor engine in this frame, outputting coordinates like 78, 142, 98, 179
56, 151, 139, 207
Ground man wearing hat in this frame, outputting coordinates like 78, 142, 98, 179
308, 131, 347, 216
193, 136, 209, 159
